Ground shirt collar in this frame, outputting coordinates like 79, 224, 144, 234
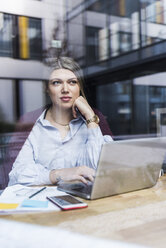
36, 109, 50, 127
36, 109, 86, 128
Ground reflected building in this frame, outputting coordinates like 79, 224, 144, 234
66, 0, 166, 137
1, 0, 166, 137
0, 0, 65, 128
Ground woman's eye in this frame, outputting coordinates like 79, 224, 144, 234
52, 81, 61, 85
69, 80, 77, 85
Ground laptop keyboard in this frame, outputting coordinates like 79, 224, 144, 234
59, 181, 93, 195
72, 183, 93, 195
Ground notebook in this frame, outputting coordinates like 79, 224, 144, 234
57, 137, 166, 200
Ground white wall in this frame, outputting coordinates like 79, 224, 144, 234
19, 80, 46, 115
0, 0, 64, 20
0, 58, 51, 80
134, 72, 166, 86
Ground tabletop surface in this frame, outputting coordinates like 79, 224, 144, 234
1, 175, 166, 248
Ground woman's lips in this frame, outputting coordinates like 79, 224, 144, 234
60, 97, 72, 102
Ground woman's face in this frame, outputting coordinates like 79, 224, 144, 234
48, 69, 80, 110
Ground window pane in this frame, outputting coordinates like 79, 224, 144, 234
0, 13, 42, 60
140, 0, 166, 47
96, 73, 166, 138
86, 26, 100, 64
0, 13, 13, 57
0, 79, 16, 124
29, 18, 42, 60
96, 81, 132, 136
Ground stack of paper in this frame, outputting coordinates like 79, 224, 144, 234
0, 184, 66, 214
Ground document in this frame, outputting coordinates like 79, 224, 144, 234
0, 184, 67, 214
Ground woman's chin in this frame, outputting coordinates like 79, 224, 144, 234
60, 103, 73, 110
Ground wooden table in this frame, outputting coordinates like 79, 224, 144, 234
1, 175, 166, 248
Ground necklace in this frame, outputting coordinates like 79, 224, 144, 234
49, 109, 70, 127
53, 121, 69, 127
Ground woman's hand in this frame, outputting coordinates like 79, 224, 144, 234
50, 165, 95, 185
72, 96, 99, 128
72, 96, 95, 120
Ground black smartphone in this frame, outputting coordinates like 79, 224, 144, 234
47, 194, 88, 210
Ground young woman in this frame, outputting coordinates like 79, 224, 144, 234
8, 57, 113, 186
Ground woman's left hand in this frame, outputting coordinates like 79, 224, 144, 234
72, 96, 95, 120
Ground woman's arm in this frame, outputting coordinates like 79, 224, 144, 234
9, 132, 97, 186
72, 96, 113, 170
8, 137, 51, 186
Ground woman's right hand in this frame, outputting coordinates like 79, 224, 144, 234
49, 166, 95, 185
72, 96, 95, 120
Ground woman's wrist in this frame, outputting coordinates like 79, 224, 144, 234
87, 122, 99, 129
83, 109, 95, 120
86, 114, 100, 128
49, 169, 62, 185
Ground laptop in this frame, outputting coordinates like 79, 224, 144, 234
57, 137, 166, 200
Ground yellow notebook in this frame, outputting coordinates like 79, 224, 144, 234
0, 203, 19, 209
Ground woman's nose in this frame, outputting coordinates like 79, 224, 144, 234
61, 82, 69, 93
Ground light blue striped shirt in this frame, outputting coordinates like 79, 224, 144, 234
9, 110, 113, 186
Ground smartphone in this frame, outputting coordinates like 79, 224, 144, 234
46, 194, 88, 210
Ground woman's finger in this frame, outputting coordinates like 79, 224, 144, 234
86, 174, 94, 182
75, 175, 88, 184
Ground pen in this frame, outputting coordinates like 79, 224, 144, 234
29, 187, 46, 199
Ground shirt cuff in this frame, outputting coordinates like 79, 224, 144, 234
87, 126, 104, 142
39, 169, 52, 185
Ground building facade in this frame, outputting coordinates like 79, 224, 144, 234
66, 0, 166, 137
1, 0, 166, 137
0, 0, 65, 125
